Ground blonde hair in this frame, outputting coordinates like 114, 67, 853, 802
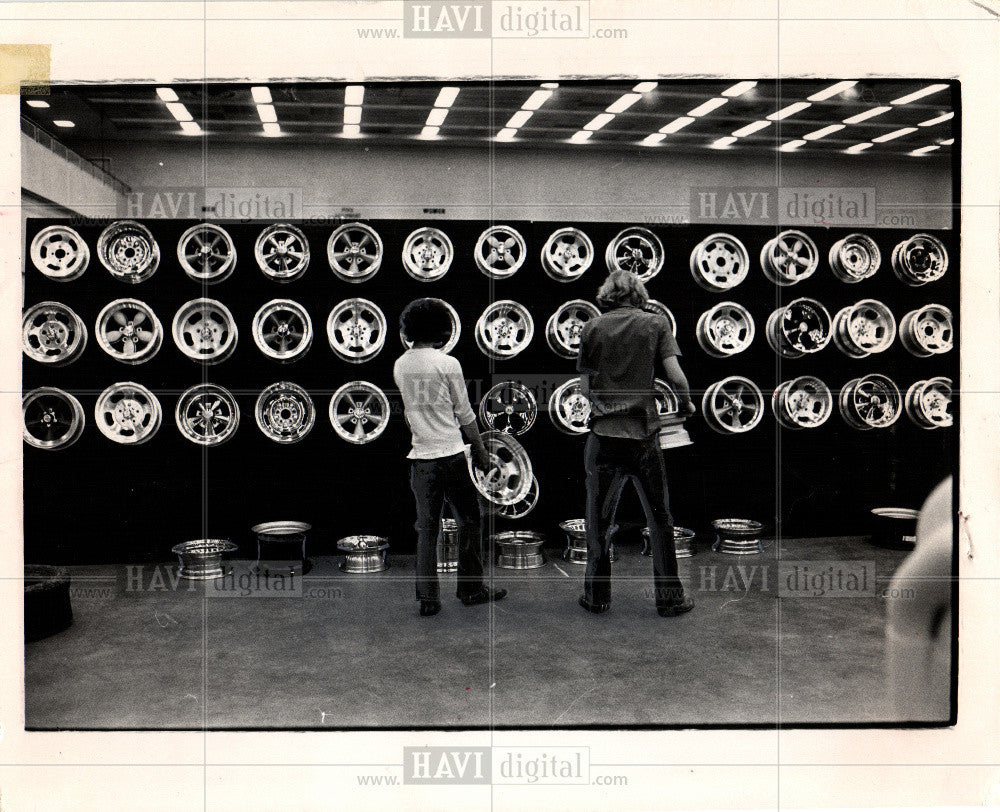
596, 270, 649, 309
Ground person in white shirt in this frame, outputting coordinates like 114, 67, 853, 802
393, 298, 507, 617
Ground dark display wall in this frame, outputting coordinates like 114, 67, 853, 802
23, 219, 957, 564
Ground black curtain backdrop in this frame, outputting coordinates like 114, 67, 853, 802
23, 219, 957, 564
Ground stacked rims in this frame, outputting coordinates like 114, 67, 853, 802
832, 299, 896, 358
177, 223, 237, 283
22, 302, 88, 365
839, 374, 902, 430
97, 221, 160, 283
689, 233, 750, 291
546, 300, 600, 358
899, 304, 952, 357
175, 383, 240, 446
696, 301, 755, 357
475, 300, 533, 360
541, 227, 594, 282
760, 229, 819, 285
255, 223, 310, 282
400, 298, 460, 353
558, 519, 588, 564
479, 381, 537, 435
702, 376, 764, 434
327, 222, 382, 283
437, 518, 459, 572
772, 376, 834, 430
548, 378, 590, 434
892, 234, 948, 286
255, 382, 315, 443
30, 225, 90, 281
95, 299, 163, 364
329, 381, 390, 444
172, 298, 238, 364
468, 431, 533, 508
22, 387, 86, 450
475, 225, 526, 279
828, 233, 881, 283
402, 227, 453, 281
327, 298, 386, 363
605, 227, 664, 281
171, 539, 237, 580
904, 377, 953, 429
493, 530, 546, 569
711, 519, 764, 555
94, 382, 162, 445
765, 298, 832, 358
252, 299, 313, 362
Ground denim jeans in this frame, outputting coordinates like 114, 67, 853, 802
409, 452, 485, 601
584, 432, 685, 607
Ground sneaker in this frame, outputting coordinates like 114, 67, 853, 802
420, 600, 442, 617
460, 587, 507, 606
657, 597, 694, 617
578, 595, 610, 614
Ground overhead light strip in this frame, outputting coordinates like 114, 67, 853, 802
845, 143, 873, 154
842, 106, 891, 124
890, 84, 949, 105
710, 136, 737, 149
731, 120, 771, 137
343, 85, 364, 137
779, 139, 807, 152
802, 124, 845, 140
919, 111, 954, 127
872, 127, 918, 143
767, 102, 811, 121
496, 84, 556, 140
157, 88, 199, 135
722, 81, 757, 97
688, 97, 728, 117
910, 145, 941, 156
807, 81, 857, 101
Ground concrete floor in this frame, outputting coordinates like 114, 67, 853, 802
24, 536, 934, 729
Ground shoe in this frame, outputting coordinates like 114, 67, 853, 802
420, 600, 441, 617
578, 595, 610, 614
460, 587, 507, 606
657, 597, 694, 617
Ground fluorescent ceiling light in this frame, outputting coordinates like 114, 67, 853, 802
919, 112, 954, 127
633, 82, 657, 93
256, 104, 278, 123
342, 124, 361, 138
522, 90, 553, 110
495, 128, 517, 141
251, 86, 271, 104
434, 86, 459, 108
779, 139, 807, 152
606, 93, 642, 114
842, 106, 891, 124
570, 130, 592, 143
845, 142, 873, 154
688, 97, 728, 117
659, 116, 694, 134
427, 107, 449, 127
642, 133, 667, 146
506, 110, 532, 128
156, 87, 178, 102
939, 138, 954, 145
803, 124, 845, 140
26, 100, 50, 108
420, 126, 440, 139
767, 102, 811, 121
731, 120, 771, 137
807, 81, 857, 101
262, 122, 281, 136
710, 136, 737, 149
540, 82, 559, 89
165, 102, 193, 122
872, 127, 918, 143
179, 121, 201, 135
584, 113, 615, 131
52, 120, 75, 128
344, 85, 365, 106
344, 106, 362, 125
891, 84, 949, 105
910, 145, 941, 156
722, 81, 757, 97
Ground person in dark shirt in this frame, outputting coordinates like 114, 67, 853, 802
576, 270, 697, 617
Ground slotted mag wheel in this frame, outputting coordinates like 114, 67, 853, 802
839, 375, 902, 430
252, 299, 313, 362
605, 227, 664, 281
400, 298, 461, 353
541, 227, 594, 282
177, 223, 237, 283
255, 382, 316, 443
30, 225, 90, 281
468, 430, 533, 507
171, 298, 238, 364
904, 377, 953, 429
475, 300, 534, 360
402, 227, 453, 281
695, 301, 755, 357
653, 378, 680, 417
760, 229, 819, 286
175, 383, 240, 446
702, 376, 764, 434
97, 221, 160, 283
329, 381, 390, 444
95, 299, 163, 364
327, 298, 387, 363
327, 222, 383, 283
772, 376, 833, 430
478, 381, 538, 435
255, 223, 310, 281
891, 234, 948, 285
545, 300, 600, 358
832, 299, 896, 358
548, 378, 591, 434
22, 301, 88, 365
899, 304, 952, 357
23, 387, 86, 450
95, 382, 162, 445
494, 475, 540, 519
689, 233, 749, 291
474, 225, 526, 279
828, 233, 881, 283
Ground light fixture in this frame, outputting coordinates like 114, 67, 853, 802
506, 110, 532, 129
570, 131, 592, 143
767, 102, 811, 121
807, 81, 857, 101
52, 120, 75, 128
427, 107, 449, 127
606, 93, 642, 114
262, 122, 281, 137
26, 100, 50, 108
872, 127, 918, 143
641, 133, 667, 146
156, 87, 179, 102
179, 121, 202, 135
688, 97, 728, 117
165, 102, 193, 122
256, 104, 278, 123
584, 113, 615, 131
731, 120, 771, 137
344, 85, 365, 106
779, 139, 807, 152
709, 136, 737, 149
540, 82, 559, 89
844, 143, 873, 154
522, 89, 554, 110
251, 86, 272, 104
633, 82, 657, 93
939, 138, 954, 145
910, 145, 941, 156
420, 126, 441, 139
919, 112, 954, 127
659, 116, 694, 134
802, 124, 845, 140
842, 106, 891, 124
890, 84, 949, 105
342, 124, 361, 138
344, 106, 362, 125
434, 86, 459, 108
495, 128, 517, 141
722, 81, 757, 97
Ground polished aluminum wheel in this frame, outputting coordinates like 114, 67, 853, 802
772, 376, 833, 430
255, 223, 310, 281
329, 381, 390, 444
653, 378, 681, 418
97, 221, 160, 283
541, 227, 594, 282
400, 298, 460, 353
22, 387, 86, 450
605, 227, 664, 281
327, 222, 383, 283
644, 299, 677, 336
22, 301, 88, 365
839, 374, 902, 430
94, 381, 162, 445
175, 383, 240, 446
494, 476, 540, 520
711, 518, 765, 555
30, 225, 90, 281
702, 376, 764, 434
475, 300, 534, 360
760, 229, 819, 286
252, 299, 313, 362
468, 430, 534, 507
764, 298, 832, 358
891, 233, 948, 286
402, 227, 453, 281
695, 301, 755, 357
545, 299, 600, 358
904, 377, 952, 429
828, 233, 881, 283
255, 382, 315, 443
899, 304, 952, 357
479, 381, 538, 435
689, 232, 750, 291
95, 299, 163, 364
493, 529, 546, 567
327, 298, 386, 363
832, 299, 896, 358
548, 377, 590, 434
474, 225, 526, 279
177, 223, 237, 283
171, 298, 238, 364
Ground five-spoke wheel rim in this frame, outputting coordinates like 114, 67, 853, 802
545, 300, 600, 358
23, 387, 86, 450
327, 298, 386, 363
696, 301, 755, 357
402, 227, 453, 281
177, 223, 237, 283
541, 228, 594, 282
329, 381, 390, 444
327, 222, 383, 283
475, 300, 534, 360
760, 230, 819, 285
772, 376, 833, 430
252, 299, 313, 362
172, 298, 238, 363
702, 376, 764, 434
900, 304, 952, 357
96, 299, 163, 364
548, 378, 591, 434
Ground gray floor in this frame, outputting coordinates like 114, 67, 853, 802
24, 536, 924, 729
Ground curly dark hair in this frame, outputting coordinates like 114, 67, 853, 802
400, 298, 454, 345
596, 270, 649, 309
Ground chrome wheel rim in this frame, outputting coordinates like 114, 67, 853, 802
702, 376, 764, 434
494, 476, 541, 519
760, 229, 819, 285
834, 299, 896, 357
97, 221, 160, 283
172, 298, 238, 364
479, 381, 538, 435
400, 298, 461, 353
95, 381, 162, 445
689, 232, 750, 290
840, 374, 901, 429
695, 301, 755, 357
327, 298, 386, 363
900, 304, 952, 357
545, 299, 600, 358
605, 226, 664, 281
475, 225, 526, 279
892, 233, 948, 285
468, 431, 533, 506
23, 387, 86, 450
329, 381, 390, 444
541, 227, 594, 282
829, 233, 880, 282
22, 301, 88, 365
175, 383, 240, 445
255, 223, 310, 281
252, 299, 313, 362
95, 299, 163, 364
177, 223, 237, 283
255, 382, 315, 443
773, 376, 833, 429
548, 378, 591, 434
30, 225, 90, 280
327, 222, 383, 283
402, 227, 453, 281
475, 300, 534, 359
905, 377, 952, 429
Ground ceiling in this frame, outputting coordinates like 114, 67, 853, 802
21, 79, 954, 159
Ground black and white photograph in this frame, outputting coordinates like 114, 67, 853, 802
2, 0, 998, 809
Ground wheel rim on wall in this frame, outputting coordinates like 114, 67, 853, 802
689, 232, 750, 291
177, 223, 237, 283
252, 299, 314, 362
402, 227, 453, 281
95, 299, 163, 364
327, 222, 383, 283
30, 225, 90, 281
175, 383, 240, 446
94, 382, 162, 445
171, 298, 239, 364
97, 220, 160, 283
545, 299, 600, 359
23, 387, 86, 450
474, 225, 526, 279
255, 223, 310, 281
475, 300, 534, 359
255, 382, 316, 443
22, 301, 88, 366
541, 227, 594, 282
327, 298, 387, 363
328, 381, 390, 444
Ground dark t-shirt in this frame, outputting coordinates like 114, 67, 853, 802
577, 305, 681, 439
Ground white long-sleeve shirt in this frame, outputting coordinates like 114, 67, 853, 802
393, 348, 476, 459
